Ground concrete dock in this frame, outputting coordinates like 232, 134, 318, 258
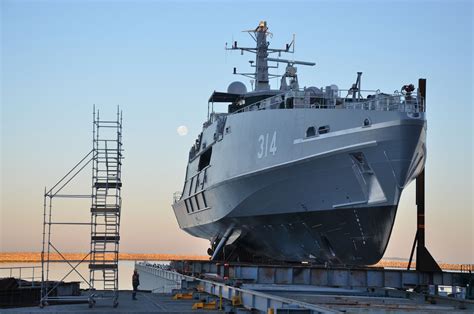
1, 284, 473, 313
136, 262, 474, 313
1, 291, 223, 313
2, 261, 472, 313
2, 290, 472, 314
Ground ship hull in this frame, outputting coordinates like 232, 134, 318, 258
190, 205, 397, 265
172, 109, 426, 265
177, 148, 401, 264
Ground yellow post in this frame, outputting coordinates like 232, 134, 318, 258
267, 308, 274, 314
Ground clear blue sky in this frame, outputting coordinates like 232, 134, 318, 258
1, 0, 473, 263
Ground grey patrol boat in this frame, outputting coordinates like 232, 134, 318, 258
172, 21, 426, 265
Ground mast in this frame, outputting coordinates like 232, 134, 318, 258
255, 21, 270, 90
227, 21, 296, 91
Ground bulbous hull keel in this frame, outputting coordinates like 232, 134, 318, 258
206, 205, 397, 265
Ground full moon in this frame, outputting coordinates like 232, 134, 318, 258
177, 125, 188, 136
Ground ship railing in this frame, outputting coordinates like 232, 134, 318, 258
0, 265, 41, 288
232, 88, 423, 114
342, 94, 423, 113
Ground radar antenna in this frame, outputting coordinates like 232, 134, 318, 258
226, 21, 296, 91
346, 72, 363, 100
265, 58, 316, 91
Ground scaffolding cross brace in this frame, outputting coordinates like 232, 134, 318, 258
40, 106, 123, 308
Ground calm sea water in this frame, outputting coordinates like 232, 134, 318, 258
0, 260, 168, 290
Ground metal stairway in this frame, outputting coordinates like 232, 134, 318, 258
89, 109, 123, 305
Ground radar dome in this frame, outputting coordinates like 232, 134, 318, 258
227, 81, 247, 94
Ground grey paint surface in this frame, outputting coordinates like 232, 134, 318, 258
172, 106, 426, 264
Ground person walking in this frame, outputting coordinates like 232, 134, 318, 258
132, 270, 140, 300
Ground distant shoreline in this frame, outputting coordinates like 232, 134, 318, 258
0, 252, 208, 263
0, 252, 471, 271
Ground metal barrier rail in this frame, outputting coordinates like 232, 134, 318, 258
0, 266, 41, 287
232, 89, 422, 115
170, 260, 472, 290
136, 263, 338, 313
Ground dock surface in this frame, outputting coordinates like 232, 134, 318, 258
1, 291, 222, 313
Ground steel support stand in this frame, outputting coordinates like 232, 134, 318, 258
407, 79, 441, 273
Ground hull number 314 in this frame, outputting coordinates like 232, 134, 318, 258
257, 131, 277, 158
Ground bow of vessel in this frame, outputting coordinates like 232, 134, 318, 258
171, 21, 426, 265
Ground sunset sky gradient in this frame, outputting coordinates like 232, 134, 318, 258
1, 0, 472, 264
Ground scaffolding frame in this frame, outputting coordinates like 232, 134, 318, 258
40, 106, 123, 308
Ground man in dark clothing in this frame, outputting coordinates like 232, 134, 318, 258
132, 270, 140, 300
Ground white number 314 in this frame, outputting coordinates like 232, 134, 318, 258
257, 131, 277, 159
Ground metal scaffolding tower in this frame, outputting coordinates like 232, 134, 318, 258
89, 108, 123, 300
40, 107, 123, 308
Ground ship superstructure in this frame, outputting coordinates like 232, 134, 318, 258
172, 21, 426, 265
